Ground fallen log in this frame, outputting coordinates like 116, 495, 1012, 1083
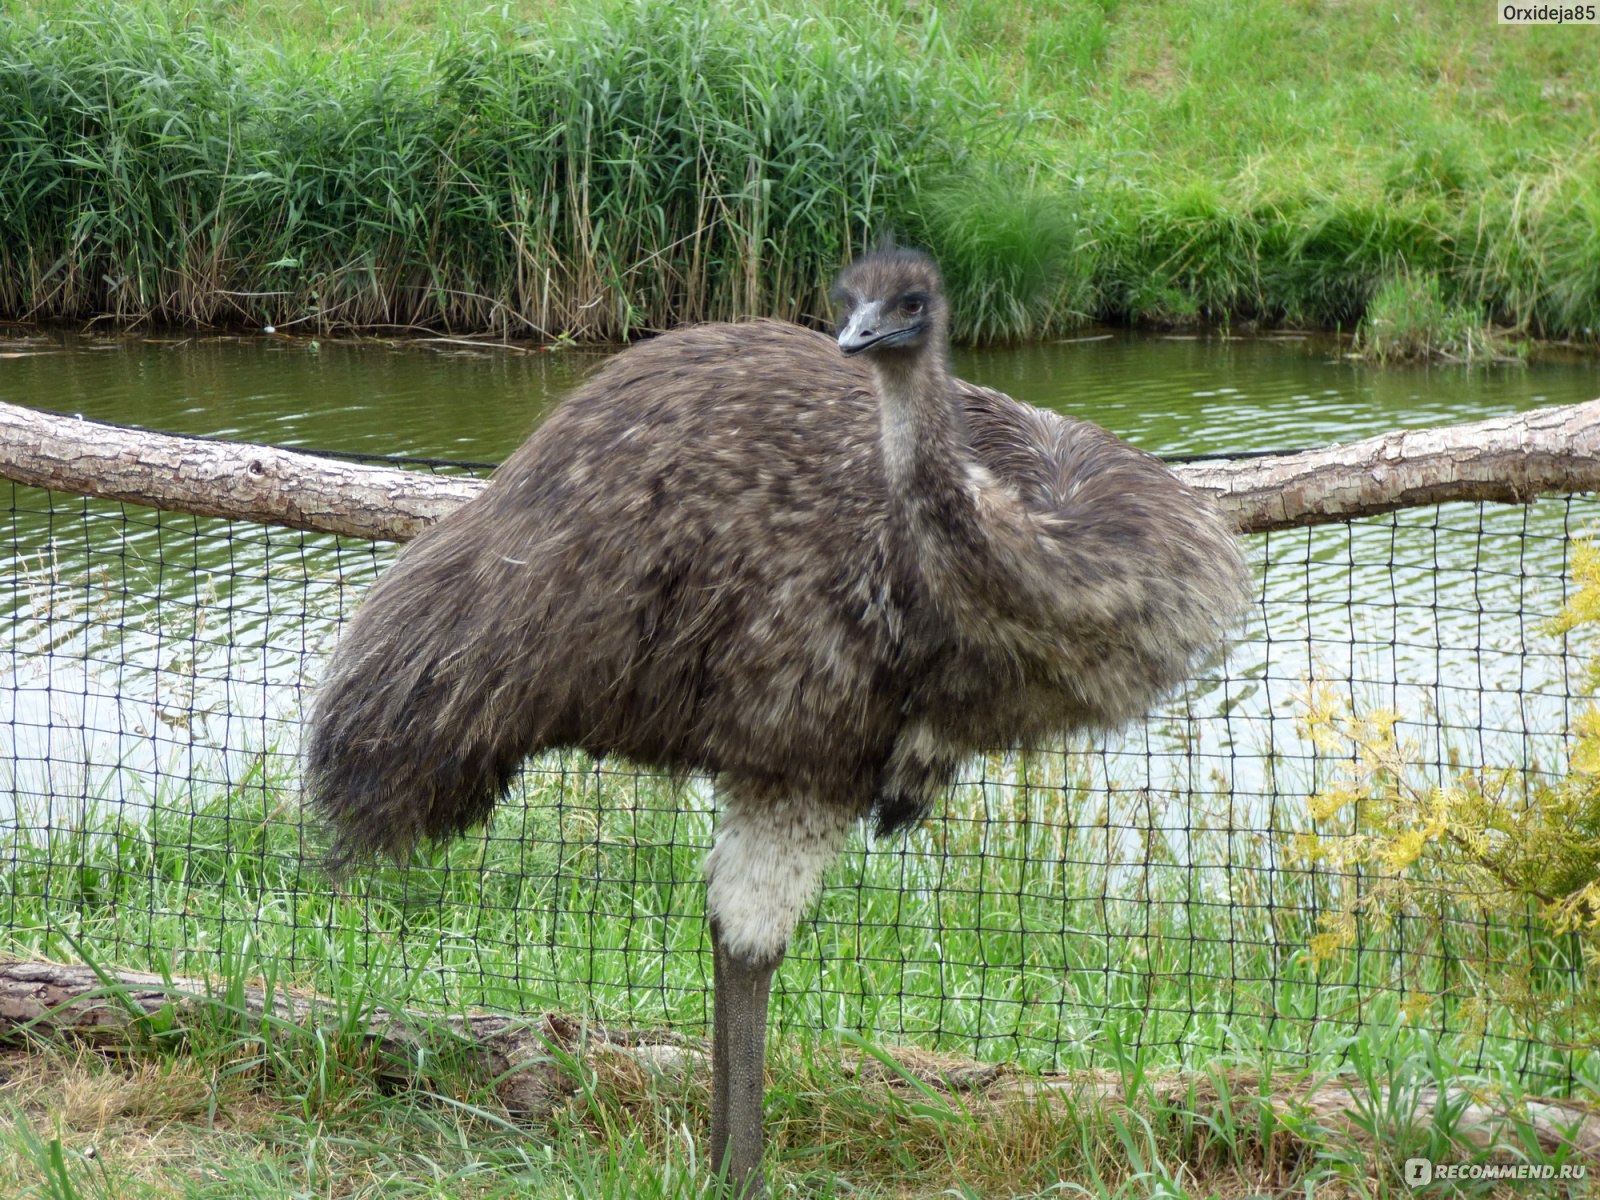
3, 958, 1596, 1161
1178, 397, 1600, 532
0, 958, 581, 1116
0, 402, 477, 542
3, 398, 1600, 539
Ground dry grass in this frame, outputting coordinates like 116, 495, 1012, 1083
0, 1043, 1281, 1199
0, 1047, 278, 1194
5, 1033, 1591, 1198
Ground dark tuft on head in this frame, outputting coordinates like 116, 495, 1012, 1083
833, 248, 942, 305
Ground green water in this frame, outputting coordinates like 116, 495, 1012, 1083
4, 328, 1593, 458
2, 328, 1597, 830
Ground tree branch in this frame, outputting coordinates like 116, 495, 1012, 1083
1179, 398, 1600, 533
0, 402, 478, 541
3, 397, 1599, 541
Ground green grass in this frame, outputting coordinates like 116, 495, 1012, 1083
5, 749, 1586, 1078
1353, 271, 1524, 364
1, 0, 1597, 345
2, 748, 1595, 1195
7, 1023, 1588, 1198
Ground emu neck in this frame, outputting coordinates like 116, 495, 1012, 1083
871, 342, 989, 590
874, 345, 968, 506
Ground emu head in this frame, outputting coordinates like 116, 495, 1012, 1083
833, 248, 946, 360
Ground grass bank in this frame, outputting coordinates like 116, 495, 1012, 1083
2, 1, 1597, 346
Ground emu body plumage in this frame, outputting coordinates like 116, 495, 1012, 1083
306, 250, 1249, 1194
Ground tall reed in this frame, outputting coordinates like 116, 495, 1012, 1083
2, 1, 1597, 345
0, 1, 987, 340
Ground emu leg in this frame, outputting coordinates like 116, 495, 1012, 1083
710, 917, 781, 1197
703, 788, 849, 1194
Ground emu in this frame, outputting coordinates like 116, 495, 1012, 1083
306, 248, 1249, 1195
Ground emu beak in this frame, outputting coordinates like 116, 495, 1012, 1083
837, 300, 884, 356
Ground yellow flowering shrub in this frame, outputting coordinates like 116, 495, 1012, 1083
1291, 536, 1600, 1017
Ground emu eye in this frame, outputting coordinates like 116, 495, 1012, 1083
901, 297, 925, 317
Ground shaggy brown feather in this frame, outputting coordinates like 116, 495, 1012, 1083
306, 291, 1247, 855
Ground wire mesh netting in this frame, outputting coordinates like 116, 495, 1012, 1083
2, 459, 1595, 1092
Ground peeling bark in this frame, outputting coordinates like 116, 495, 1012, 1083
0, 958, 585, 1117
4, 398, 1599, 541
1179, 397, 1600, 533
0, 401, 478, 541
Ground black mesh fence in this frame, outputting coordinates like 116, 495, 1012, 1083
2, 457, 1595, 1093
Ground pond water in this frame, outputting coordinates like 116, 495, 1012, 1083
2, 328, 1591, 459
2, 327, 1598, 835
